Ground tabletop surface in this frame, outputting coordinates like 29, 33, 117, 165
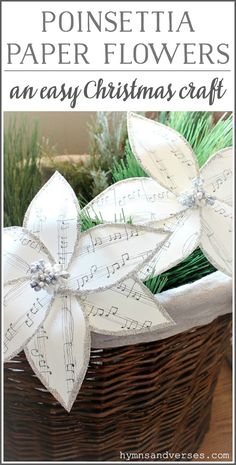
194, 358, 232, 462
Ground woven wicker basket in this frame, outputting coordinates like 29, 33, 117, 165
4, 309, 231, 461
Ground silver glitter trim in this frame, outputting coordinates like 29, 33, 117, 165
23, 171, 81, 269
127, 112, 200, 193
24, 295, 91, 413
89, 276, 175, 337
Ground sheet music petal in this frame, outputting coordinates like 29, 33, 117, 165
81, 277, 174, 334
200, 200, 232, 276
128, 113, 199, 195
25, 294, 91, 412
200, 147, 233, 205
23, 172, 80, 268
83, 177, 186, 224
66, 224, 169, 292
138, 209, 201, 280
4, 280, 53, 361
3, 227, 54, 284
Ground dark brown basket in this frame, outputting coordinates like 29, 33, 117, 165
4, 313, 231, 462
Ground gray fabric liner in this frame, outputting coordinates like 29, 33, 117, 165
91, 271, 232, 348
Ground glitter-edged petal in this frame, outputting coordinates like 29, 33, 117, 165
200, 200, 232, 276
83, 177, 186, 224
4, 280, 53, 361
138, 209, 201, 280
25, 294, 91, 412
200, 147, 233, 205
23, 172, 80, 268
81, 277, 174, 334
3, 227, 54, 284
128, 113, 199, 195
67, 224, 169, 292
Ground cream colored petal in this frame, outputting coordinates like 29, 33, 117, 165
4, 280, 53, 361
3, 227, 54, 284
23, 172, 80, 268
200, 147, 233, 205
66, 224, 169, 292
200, 200, 232, 276
25, 294, 91, 412
128, 113, 198, 195
81, 277, 174, 334
138, 209, 201, 280
83, 177, 186, 224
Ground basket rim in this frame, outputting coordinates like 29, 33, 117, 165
91, 270, 232, 348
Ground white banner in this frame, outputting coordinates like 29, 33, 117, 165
2, 1, 234, 110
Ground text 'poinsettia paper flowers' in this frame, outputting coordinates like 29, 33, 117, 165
3, 172, 174, 411
85, 113, 233, 279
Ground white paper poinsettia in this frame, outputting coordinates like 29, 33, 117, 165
3, 172, 174, 412
84, 113, 233, 278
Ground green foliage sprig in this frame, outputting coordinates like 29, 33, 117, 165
4, 119, 42, 227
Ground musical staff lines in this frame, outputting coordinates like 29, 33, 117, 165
57, 217, 75, 268
30, 326, 52, 384
201, 213, 232, 270
204, 168, 232, 203
86, 300, 153, 331
23, 171, 80, 267
4, 281, 51, 356
85, 177, 177, 224
64, 222, 168, 292
62, 296, 76, 394
4, 252, 30, 275
29, 206, 47, 236
79, 226, 140, 257
81, 277, 172, 333
69, 247, 156, 290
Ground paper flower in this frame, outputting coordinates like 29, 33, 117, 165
84, 113, 232, 279
4, 172, 174, 411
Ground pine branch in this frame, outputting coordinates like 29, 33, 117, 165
4, 118, 42, 227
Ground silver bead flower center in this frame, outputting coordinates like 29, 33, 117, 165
30, 259, 70, 292
178, 178, 215, 208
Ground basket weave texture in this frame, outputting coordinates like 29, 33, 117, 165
4, 314, 231, 462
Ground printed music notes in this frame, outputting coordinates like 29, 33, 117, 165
84, 177, 182, 225
106, 262, 120, 278
84, 114, 232, 279
4, 280, 52, 360
25, 313, 34, 327
23, 172, 79, 266
81, 275, 89, 287
29, 328, 52, 381
210, 169, 232, 194
4, 171, 173, 412
128, 114, 232, 278
3, 228, 51, 283
201, 203, 232, 274
109, 231, 122, 241
4, 324, 17, 352
202, 148, 232, 205
130, 290, 141, 301
25, 295, 90, 411
121, 318, 138, 330
5, 323, 17, 340
68, 223, 168, 292
83, 277, 174, 334
90, 264, 97, 278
